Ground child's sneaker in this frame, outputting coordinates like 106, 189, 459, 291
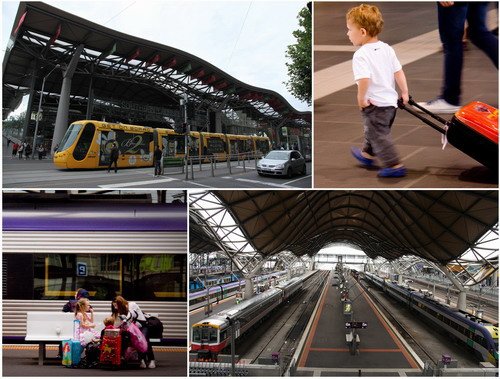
351, 147, 375, 166
140, 359, 147, 369
378, 166, 407, 177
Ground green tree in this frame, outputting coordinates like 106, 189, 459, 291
3, 111, 26, 139
285, 6, 312, 106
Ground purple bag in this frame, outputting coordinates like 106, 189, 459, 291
123, 321, 147, 353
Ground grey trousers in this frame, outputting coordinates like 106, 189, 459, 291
361, 105, 401, 168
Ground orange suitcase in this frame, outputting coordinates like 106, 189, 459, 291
399, 98, 498, 170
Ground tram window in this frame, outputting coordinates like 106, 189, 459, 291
189, 136, 199, 156
206, 138, 225, 154
170, 136, 185, 154
59, 123, 83, 151
73, 123, 96, 160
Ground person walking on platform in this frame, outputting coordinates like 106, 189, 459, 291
107, 143, 119, 173
153, 146, 163, 177
347, 4, 410, 178
418, 2, 498, 113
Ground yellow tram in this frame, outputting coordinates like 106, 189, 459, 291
53, 120, 271, 169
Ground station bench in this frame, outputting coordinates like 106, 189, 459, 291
25, 311, 159, 365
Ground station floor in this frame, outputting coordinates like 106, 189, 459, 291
2, 345, 187, 377
314, 2, 498, 188
296, 278, 421, 376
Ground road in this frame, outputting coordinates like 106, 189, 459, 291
3, 144, 312, 189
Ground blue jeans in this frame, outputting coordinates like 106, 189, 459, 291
438, 2, 498, 105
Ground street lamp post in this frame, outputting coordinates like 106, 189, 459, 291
32, 64, 60, 159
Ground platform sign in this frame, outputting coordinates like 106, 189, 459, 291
343, 300, 352, 315
345, 321, 367, 329
76, 262, 87, 277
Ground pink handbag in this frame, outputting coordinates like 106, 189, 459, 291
123, 321, 148, 353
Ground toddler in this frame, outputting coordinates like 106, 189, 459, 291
347, 4, 409, 177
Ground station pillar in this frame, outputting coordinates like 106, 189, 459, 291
457, 291, 467, 312
244, 277, 254, 300
51, 44, 84, 153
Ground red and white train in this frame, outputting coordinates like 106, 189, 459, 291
191, 271, 316, 359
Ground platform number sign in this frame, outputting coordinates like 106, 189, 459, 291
77, 262, 87, 277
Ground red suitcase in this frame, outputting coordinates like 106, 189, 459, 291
100, 329, 121, 367
399, 98, 498, 170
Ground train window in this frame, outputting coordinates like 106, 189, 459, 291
209, 329, 218, 343
192, 328, 201, 343
59, 123, 83, 152
12, 253, 187, 301
73, 123, 96, 160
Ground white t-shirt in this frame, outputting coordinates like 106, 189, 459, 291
352, 40, 402, 108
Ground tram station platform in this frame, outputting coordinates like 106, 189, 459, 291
295, 277, 422, 376
314, 2, 498, 188
2, 345, 187, 377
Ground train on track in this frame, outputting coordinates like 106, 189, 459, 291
189, 270, 288, 311
190, 271, 316, 360
363, 272, 498, 364
2, 198, 187, 345
53, 120, 271, 169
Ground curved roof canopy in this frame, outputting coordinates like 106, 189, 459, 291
3, 2, 310, 127
191, 190, 498, 265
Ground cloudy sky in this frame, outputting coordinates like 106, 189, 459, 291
2, 0, 310, 113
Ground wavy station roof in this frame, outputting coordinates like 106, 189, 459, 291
3, 2, 311, 127
191, 191, 498, 265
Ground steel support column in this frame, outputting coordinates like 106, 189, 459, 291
51, 44, 84, 153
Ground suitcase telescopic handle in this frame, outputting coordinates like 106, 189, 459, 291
398, 97, 447, 135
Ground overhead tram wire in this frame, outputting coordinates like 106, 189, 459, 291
226, 1, 252, 68
102, 1, 137, 26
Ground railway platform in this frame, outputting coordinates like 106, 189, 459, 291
294, 276, 421, 376
314, 2, 498, 188
2, 345, 187, 377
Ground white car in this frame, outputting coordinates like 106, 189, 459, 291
257, 150, 306, 178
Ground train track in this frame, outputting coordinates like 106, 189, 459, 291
357, 277, 438, 366
242, 271, 329, 370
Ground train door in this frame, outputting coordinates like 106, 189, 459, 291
98, 128, 116, 167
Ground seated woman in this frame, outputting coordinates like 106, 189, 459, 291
112, 296, 155, 369
75, 298, 100, 346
